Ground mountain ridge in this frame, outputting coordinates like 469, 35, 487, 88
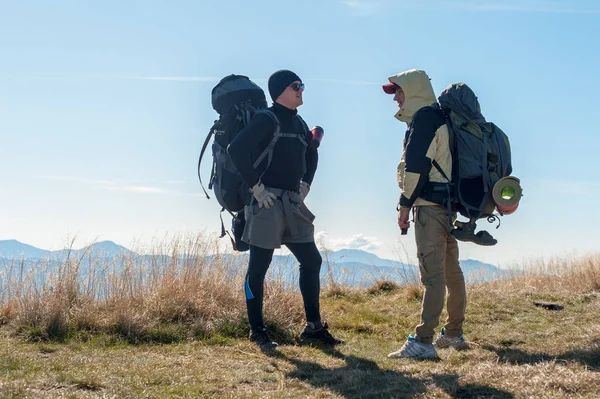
0, 239, 506, 286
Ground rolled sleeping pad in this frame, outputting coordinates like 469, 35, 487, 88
492, 176, 522, 215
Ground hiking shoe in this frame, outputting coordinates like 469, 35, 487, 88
451, 228, 497, 246
300, 321, 345, 346
249, 327, 278, 349
434, 328, 469, 350
387, 335, 438, 359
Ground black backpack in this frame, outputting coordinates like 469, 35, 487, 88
198, 75, 267, 209
435, 83, 513, 245
198, 74, 288, 251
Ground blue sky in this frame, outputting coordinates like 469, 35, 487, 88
1, 0, 599, 267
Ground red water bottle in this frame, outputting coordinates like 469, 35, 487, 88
310, 126, 324, 149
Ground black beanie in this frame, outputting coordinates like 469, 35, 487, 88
268, 69, 301, 102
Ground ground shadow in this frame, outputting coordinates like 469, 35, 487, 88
432, 374, 515, 399
262, 346, 514, 399
482, 338, 600, 371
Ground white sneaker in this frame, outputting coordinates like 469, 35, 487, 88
388, 335, 438, 359
434, 328, 469, 350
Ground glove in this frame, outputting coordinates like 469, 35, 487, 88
252, 183, 277, 209
300, 181, 310, 201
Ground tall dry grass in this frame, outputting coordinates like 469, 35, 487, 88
0, 234, 305, 343
479, 253, 600, 295
1, 233, 598, 344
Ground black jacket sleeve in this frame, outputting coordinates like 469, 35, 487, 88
227, 113, 275, 188
399, 108, 439, 208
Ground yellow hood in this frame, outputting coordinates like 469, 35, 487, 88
388, 69, 437, 123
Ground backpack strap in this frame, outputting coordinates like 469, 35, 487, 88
431, 121, 454, 230
240, 101, 254, 127
253, 110, 281, 169
296, 114, 310, 144
432, 160, 450, 182
197, 120, 219, 199
481, 133, 489, 193
219, 207, 237, 248
251, 110, 309, 179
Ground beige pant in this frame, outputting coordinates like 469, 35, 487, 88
413, 205, 466, 344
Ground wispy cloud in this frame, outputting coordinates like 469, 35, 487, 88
11, 76, 221, 83
341, 0, 387, 16
122, 76, 220, 82
340, 0, 600, 14
39, 176, 115, 185
446, 0, 600, 13
305, 78, 380, 85
7, 75, 384, 87
38, 175, 178, 195
98, 184, 174, 194
316, 231, 382, 251
538, 179, 600, 196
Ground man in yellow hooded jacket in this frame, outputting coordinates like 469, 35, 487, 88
382, 69, 469, 359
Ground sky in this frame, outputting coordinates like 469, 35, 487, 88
1, 0, 599, 268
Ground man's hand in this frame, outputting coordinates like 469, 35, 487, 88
398, 207, 410, 233
300, 181, 310, 201
252, 183, 277, 209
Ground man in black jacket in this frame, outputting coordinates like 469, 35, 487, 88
227, 69, 344, 349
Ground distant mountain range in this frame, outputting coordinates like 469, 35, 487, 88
0, 239, 133, 259
0, 239, 508, 287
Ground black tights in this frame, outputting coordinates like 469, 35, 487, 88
244, 242, 322, 330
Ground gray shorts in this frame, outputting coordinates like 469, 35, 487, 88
242, 187, 316, 249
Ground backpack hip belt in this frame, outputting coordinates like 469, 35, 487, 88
422, 182, 454, 207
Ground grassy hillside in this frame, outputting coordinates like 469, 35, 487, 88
0, 237, 598, 398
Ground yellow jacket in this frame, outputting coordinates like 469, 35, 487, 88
387, 69, 452, 208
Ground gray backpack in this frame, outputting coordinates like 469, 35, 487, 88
436, 83, 513, 245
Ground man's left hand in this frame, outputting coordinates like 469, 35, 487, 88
300, 181, 310, 201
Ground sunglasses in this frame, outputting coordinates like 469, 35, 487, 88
289, 82, 305, 92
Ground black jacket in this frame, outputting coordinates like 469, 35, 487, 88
227, 102, 318, 192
